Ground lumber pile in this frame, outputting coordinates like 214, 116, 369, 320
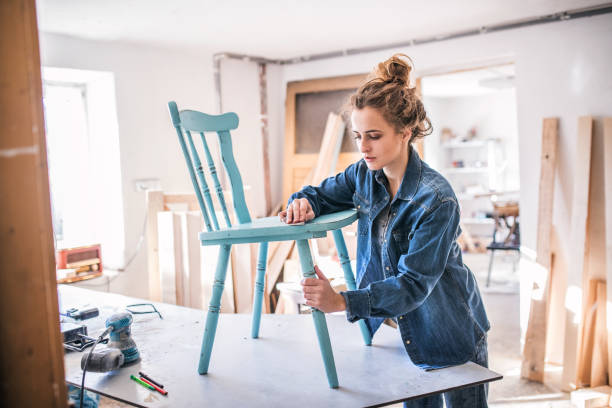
147, 190, 256, 313
521, 116, 612, 392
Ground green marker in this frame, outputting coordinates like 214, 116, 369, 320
130, 374, 155, 390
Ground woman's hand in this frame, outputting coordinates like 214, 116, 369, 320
278, 198, 315, 224
301, 266, 346, 313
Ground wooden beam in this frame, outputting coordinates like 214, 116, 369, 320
561, 116, 594, 390
258, 63, 272, 215
146, 190, 164, 301
590, 281, 607, 387
577, 280, 599, 387
603, 117, 612, 382
521, 117, 558, 382
0, 0, 68, 406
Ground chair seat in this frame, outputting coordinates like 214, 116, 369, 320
199, 209, 358, 246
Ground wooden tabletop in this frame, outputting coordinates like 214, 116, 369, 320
61, 285, 501, 407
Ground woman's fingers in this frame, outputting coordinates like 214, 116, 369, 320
283, 198, 314, 224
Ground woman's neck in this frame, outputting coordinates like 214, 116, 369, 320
383, 146, 410, 198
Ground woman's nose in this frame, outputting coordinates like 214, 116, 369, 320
359, 140, 369, 152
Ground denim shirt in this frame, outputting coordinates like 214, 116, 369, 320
289, 148, 490, 369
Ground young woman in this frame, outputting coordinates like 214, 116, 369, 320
279, 54, 490, 407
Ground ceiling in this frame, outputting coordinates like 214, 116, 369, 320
422, 65, 516, 98
37, 0, 607, 59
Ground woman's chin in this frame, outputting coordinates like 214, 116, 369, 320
365, 160, 381, 170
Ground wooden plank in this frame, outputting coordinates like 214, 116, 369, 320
0, 0, 68, 405
231, 243, 255, 313
590, 281, 607, 387
182, 212, 204, 309
603, 117, 612, 381
266, 241, 295, 297
311, 112, 345, 184
163, 193, 199, 210
146, 190, 164, 301
561, 116, 593, 391
577, 280, 598, 387
546, 225, 568, 364
570, 386, 611, 408
258, 63, 273, 215
158, 212, 184, 305
521, 117, 558, 382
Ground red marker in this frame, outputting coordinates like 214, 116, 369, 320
139, 376, 168, 396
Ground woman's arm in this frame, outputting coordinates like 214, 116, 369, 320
342, 199, 460, 320
285, 161, 360, 218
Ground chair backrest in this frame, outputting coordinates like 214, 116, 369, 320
168, 101, 252, 231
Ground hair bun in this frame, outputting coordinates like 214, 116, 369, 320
374, 53, 413, 86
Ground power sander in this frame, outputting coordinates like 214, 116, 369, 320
81, 312, 140, 372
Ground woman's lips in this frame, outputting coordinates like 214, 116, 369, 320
364, 156, 375, 162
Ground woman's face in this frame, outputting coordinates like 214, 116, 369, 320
351, 106, 408, 171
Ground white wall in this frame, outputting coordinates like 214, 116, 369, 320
40, 33, 217, 298
280, 14, 612, 260
218, 58, 284, 218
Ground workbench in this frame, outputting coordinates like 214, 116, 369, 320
61, 285, 502, 407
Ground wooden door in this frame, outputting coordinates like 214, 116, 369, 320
282, 74, 366, 203
283, 73, 425, 203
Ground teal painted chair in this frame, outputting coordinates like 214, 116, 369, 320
167, 101, 371, 388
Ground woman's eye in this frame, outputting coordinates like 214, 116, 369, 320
369, 134, 381, 140
353, 135, 361, 140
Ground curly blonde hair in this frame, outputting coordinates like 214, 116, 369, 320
350, 54, 432, 144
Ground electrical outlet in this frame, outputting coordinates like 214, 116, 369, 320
133, 178, 161, 192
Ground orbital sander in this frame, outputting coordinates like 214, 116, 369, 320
81, 311, 140, 372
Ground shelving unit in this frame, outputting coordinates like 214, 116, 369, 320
439, 138, 500, 236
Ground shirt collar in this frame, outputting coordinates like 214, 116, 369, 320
374, 146, 422, 201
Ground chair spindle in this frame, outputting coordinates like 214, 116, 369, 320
185, 130, 220, 231
199, 132, 232, 228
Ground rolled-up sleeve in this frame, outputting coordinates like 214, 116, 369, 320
342, 199, 460, 320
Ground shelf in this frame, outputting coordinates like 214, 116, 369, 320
456, 193, 489, 200
445, 167, 489, 174
442, 140, 487, 149
462, 218, 494, 225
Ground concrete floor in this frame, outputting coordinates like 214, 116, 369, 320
97, 251, 572, 407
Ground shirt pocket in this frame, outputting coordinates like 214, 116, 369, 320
392, 229, 413, 254
352, 192, 370, 236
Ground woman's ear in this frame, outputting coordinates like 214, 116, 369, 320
402, 128, 412, 141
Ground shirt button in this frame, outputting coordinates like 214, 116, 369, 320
405, 340, 411, 345
399, 316, 403, 320
385, 266, 390, 271
392, 212, 397, 216
357, 205, 361, 209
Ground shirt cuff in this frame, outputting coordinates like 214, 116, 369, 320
340, 289, 370, 323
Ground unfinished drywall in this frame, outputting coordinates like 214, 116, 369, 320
40, 33, 217, 298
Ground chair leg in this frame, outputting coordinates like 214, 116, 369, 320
331, 229, 372, 346
296, 239, 339, 389
251, 241, 269, 338
486, 249, 495, 287
198, 244, 232, 375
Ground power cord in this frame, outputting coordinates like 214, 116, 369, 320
79, 326, 113, 408
102, 209, 148, 273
